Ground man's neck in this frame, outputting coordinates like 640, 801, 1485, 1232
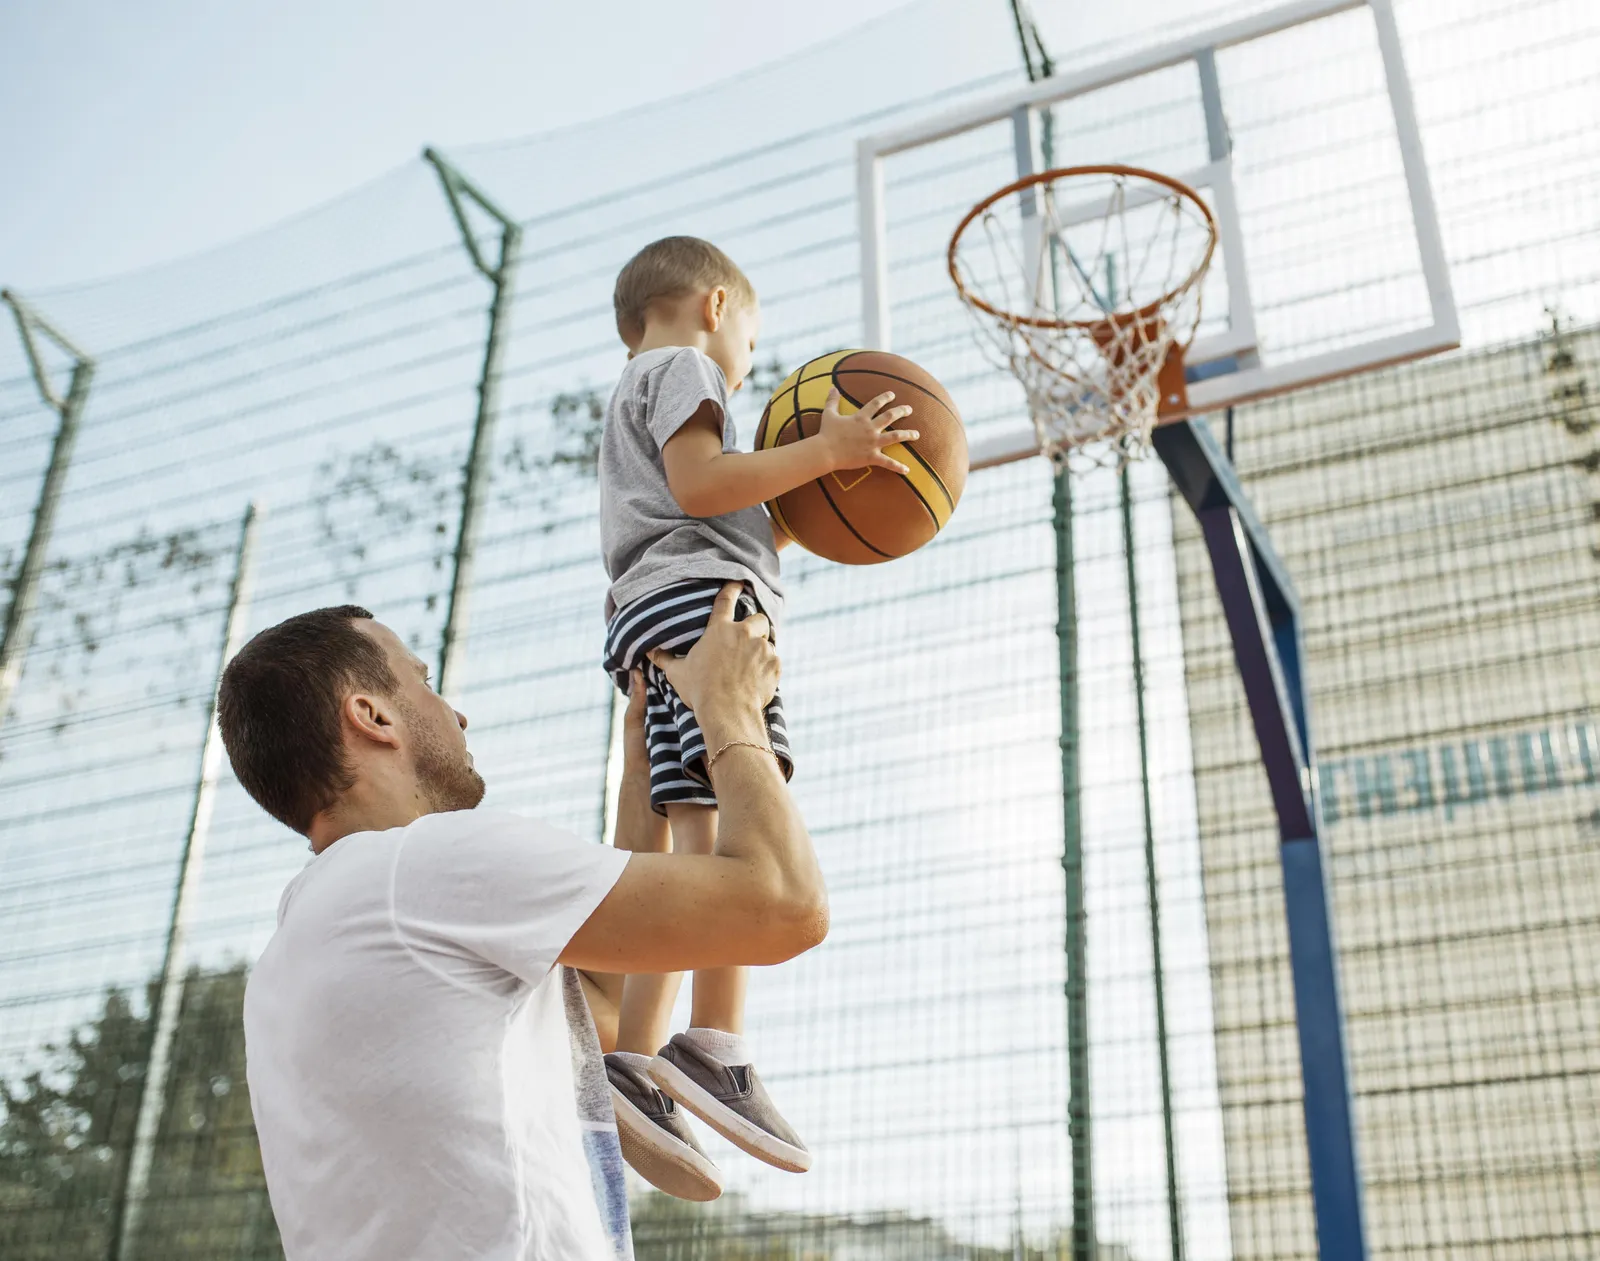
307, 789, 431, 854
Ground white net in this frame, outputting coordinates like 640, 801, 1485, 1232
949, 165, 1217, 465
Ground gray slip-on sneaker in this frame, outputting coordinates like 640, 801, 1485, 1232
606, 1053, 724, 1202
647, 1034, 812, 1173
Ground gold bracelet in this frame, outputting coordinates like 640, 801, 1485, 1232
705, 738, 775, 775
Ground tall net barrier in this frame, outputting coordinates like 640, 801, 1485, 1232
1, 1, 1598, 1258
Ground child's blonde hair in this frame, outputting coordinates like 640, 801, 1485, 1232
613, 236, 755, 347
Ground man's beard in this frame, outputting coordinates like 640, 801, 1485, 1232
400, 698, 486, 813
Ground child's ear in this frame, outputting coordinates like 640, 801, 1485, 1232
703, 286, 727, 332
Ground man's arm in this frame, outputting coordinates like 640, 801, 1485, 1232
560, 585, 828, 975
662, 390, 919, 519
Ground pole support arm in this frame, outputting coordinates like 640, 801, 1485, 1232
422, 148, 523, 700
0, 291, 95, 731
423, 148, 521, 282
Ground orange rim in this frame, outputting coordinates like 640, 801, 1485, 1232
947, 164, 1219, 332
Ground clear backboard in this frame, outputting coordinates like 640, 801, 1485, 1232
856, 0, 1460, 468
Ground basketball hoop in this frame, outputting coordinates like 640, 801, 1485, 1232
948, 164, 1218, 465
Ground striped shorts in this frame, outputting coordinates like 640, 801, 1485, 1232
603, 579, 794, 814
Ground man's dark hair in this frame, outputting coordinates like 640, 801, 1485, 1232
217, 605, 399, 835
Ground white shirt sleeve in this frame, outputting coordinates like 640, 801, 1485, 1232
389, 809, 630, 987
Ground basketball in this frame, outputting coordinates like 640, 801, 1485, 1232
754, 350, 968, 564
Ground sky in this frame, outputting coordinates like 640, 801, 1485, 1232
0, 0, 916, 291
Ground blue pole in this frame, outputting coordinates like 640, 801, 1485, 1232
1154, 418, 1368, 1261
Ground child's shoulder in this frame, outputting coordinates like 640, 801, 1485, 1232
623, 344, 716, 381
620, 346, 726, 406
625, 345, 688, 373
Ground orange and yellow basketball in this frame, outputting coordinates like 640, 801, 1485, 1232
755, 350, 968, 565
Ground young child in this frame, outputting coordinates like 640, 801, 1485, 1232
597, 237, 916, 1200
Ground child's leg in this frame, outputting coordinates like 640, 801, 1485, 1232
613, 800, 686, 1056
649, 791, 808, 1173
664, 804, 748, 1036
646, 738, 809, 1173
616, 971, 685, 1056
610, 830, 725, 1198
612, 668, 689, 1058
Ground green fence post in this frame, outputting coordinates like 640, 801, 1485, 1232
1122, 466, 1185, 1261
109, 502, 261, 1261
1054, 463, 1095, 1261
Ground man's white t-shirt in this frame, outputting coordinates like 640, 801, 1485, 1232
243, 809, 632, 1260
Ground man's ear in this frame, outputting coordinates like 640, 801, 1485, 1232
344, 691, 402, 750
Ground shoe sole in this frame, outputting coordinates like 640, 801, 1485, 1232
610, 1084, 724, 1202
647, 1056, 813, 1174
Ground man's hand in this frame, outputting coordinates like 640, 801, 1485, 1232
563, 583, 826, 976
646, 583, 778, 726
817, 388, 918, 476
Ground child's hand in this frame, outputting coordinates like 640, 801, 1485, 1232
817, 388, 919, 476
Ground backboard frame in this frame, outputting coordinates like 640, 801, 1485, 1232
855, 0, 1459, 469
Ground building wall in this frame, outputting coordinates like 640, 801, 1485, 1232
1172, 324, 1600, 1259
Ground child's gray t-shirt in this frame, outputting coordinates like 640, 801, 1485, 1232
598, 346, 783, 624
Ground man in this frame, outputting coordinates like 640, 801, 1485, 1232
217, 584, 826, 1261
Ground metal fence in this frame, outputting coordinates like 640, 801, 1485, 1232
1, 1, 1597, 1257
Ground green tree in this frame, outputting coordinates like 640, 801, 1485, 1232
0, 964, 280, 1261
